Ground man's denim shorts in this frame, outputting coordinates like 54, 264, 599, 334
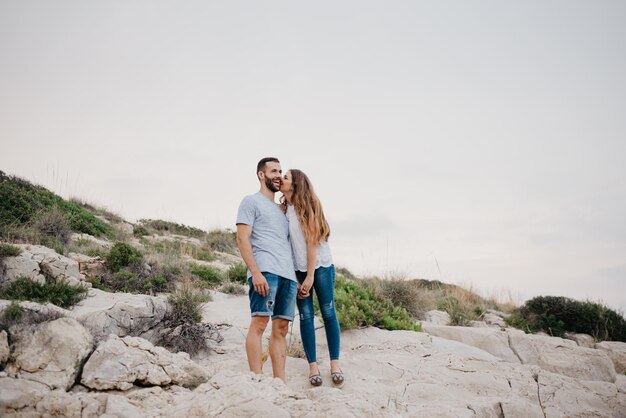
248, 272, 297, 321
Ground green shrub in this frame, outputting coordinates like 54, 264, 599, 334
517, 296, 626, 342
0, 276, 88, 308
377, 278, 430, 319
194, 246, 216, 262
132, 224, 150, 237
0, 242, 22, 258
219, 281, 246, 295
334, 275, 420, 331
206, 230, 237, 254
138, 219, 206, 238
189, 264, 224, 286
144, 275, 168, 292
227, 263, 248, 285
437, 296, 471, 326
31, 207, 72, 246
106, 242, 143, 272
111, 269, 139, 292
0, 171, 111, 237
504, 312, 532, 333
167, 279, 211, 324
3, 301, 23, 321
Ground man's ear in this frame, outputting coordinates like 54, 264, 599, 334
257, 171, 264, 181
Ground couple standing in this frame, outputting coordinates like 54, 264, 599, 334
236, 157, 343, 387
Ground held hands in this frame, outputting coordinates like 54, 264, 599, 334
251, 272, 269, 297
298, 274, 314, 299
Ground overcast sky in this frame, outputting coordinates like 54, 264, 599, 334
1, 1, 625, 312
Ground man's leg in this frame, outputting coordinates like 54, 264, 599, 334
246, 316, 269, 374
269, 317, 290, 382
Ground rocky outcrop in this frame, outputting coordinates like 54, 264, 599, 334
422, 309, 450, 325
72, 289, 167, 340
68, 252, 108, 280
0, 377, 50, 413
564, 332, 596, 348
1, 244, 87, 287
508, 329, 617, 382
422, 324, 520, 363
81, 335, 206, 390
596, 341, 626, 374
5, 317, 93, 390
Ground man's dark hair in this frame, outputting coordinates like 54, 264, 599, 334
257, 157, 280, 176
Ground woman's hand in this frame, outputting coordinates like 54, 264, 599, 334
298, 274, 314, 299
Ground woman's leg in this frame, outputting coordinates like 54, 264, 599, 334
313, 265, 341, 371
296, 271, 317, 367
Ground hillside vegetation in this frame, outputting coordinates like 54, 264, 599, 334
1, 169, 624, 342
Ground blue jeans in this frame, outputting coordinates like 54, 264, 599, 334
296, 265, 341, 363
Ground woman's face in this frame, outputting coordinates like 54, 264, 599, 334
280, 170, 293, 194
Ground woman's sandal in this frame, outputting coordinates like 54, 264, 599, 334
309, 374, 323, 387
331, 369, 344, 387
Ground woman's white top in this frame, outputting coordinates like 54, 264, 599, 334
286, 204, 333, 272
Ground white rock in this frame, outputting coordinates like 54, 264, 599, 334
596, 341, 626, 374
1, 243, 86, 286
508, 329, 617, 382
0, 330, 9, 366
72, 288, 167, 340
0, 300, 69, 323
6, 317, 93, 390
105, 395, 144, 418
482, 312, 506, 328
538, 368, 626, 417
81, 335, 206, 391
563, 332, 596, 348
0, 377, 50, 412
422, 324, 520, 363
423, 310, 451, 325
0, 249, 44, 284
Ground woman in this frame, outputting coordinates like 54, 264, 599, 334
280, 169, 344, 387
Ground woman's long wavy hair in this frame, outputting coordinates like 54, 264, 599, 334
281, 169, 330, 245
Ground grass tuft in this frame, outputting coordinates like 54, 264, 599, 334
0, 276, 88, 308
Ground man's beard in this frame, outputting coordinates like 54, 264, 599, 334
265, 176, 280, 192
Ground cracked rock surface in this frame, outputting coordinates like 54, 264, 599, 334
81, 335, 207, 390
5, 317, 93, 390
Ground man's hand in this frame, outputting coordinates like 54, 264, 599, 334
251, 271, 269, 297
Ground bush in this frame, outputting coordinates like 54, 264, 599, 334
517, 296, 626, 341
137, 219, 206, 238
0, 242, 21, 258
31, 207, 72, 246
194, 246, 216, 262
190, 264, 224, 286
376, 278, 431, 319
167, 278, 211, 324
437, 296, 471, 326
227, 263, 248, 285
0, 171, 111, 237
106, 242, 143, 272
0, 276, 88, 308
218, 281, 246, 295
206, 229, 237, 254
3, 301, 23, 321
334, 275, 420, 331
156, 278, 216, 355
132, 224, 150, 237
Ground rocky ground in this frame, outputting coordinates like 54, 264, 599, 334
1, 243, 626, 417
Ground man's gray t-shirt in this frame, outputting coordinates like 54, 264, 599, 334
236, 192, 296, 282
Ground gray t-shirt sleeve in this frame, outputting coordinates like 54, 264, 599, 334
236, 196, 256, 226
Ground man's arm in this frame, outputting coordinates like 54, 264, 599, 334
236, 224, 269, 297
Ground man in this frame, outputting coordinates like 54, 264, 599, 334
236, 157, 297, 382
